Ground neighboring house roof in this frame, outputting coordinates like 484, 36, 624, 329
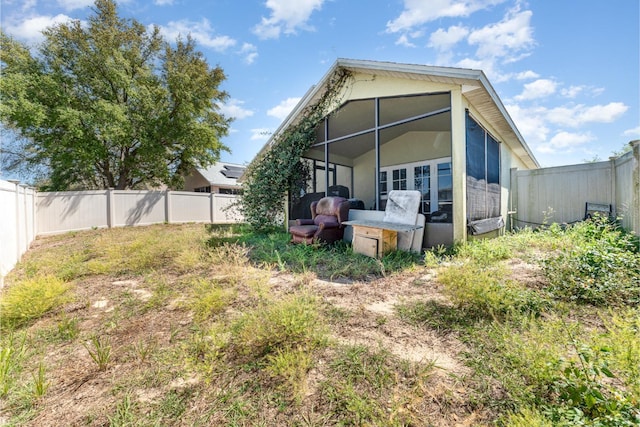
196, 162, 246, 187
257, 58, 540, 169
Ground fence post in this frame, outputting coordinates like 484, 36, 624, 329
509, 168, 518, 231
632, 140, 640, 235
7, 180, 21, 266
214, 193, 216, 224
22, 185, 28, 256
165, 190, 172, 224
107, 188, 115, 228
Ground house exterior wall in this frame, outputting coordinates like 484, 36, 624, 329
183, 171, 211, 191
339, 72, 456, 101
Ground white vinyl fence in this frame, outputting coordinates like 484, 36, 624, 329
36, 189, 242, 235
510, 140, 639, 235
0, 180, 36, 285
0, 185, 243, 284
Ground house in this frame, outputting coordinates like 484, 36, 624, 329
183, 162, 246, 194
257, 58, 540, 248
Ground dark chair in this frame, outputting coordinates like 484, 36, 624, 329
289, 196, 350, 244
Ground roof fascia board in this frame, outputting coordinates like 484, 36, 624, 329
476, 71, 540, 168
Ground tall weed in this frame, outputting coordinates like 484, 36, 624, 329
0, 275, 73, 329
0, 332, 27, 397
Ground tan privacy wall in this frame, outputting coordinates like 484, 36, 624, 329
510, 141, 639, 235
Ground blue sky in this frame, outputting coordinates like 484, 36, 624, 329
1, 0, 639, 169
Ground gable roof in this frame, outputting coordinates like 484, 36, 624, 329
196, 162, 246, 187
259, 58, 539, 169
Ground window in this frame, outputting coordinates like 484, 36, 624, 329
465, 112, 501, 221
392, 168, 407, 190
219, 188, 242, 195
194, 186, 211, 193
380, 171, 388, 197
380, 157, 451, 219
437, 162, 452, 213
414, 165, 430, 214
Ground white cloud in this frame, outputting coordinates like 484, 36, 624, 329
251, 128, 273, 141
515, 70, 539, 80
395, 34, 416, 48
154, 0, 174, 5
428, 25, 469, 50
505, 103, 551, 146
536, 131, 595, 153
160, 19, 236, 52
57, 0, 93, 11
253, 0, 325, 39
514, 79, 557, 101
4, 14, 74, 44
467, 8, 534, 60
547, 102, 628, 127
386, 0, 506, 33
219, 99, 254, 120
623, 126, 640, 137
238, 43, 258, 64
561, 85, 584, 99
267, 97, 302, 120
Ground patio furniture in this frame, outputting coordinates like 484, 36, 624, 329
289, 196, 350, 244
344, 190, 422, 258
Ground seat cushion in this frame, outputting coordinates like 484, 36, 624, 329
289, 224, 319, 238
314, 214, 338, 225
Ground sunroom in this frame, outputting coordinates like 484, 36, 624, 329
277, 59, 539, 248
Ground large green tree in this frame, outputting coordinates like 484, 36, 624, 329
0, 0, 230, 190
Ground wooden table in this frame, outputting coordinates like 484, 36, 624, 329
343, 220, 423, 258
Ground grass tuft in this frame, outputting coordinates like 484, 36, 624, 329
0, 275, 73, 329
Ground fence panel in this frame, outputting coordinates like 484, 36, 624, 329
212, 194, 243, 223
512, 142, 639, 235
170, 191, 211, 223
0, 180, 36, 285
113, 190, 166, 227
35, 190, 243, 236
613, 145, 639, 233
37, 190, 109, 235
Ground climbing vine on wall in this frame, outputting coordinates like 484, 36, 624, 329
239, 68, 352, 232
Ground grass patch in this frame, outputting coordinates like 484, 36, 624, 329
0, 275, 73, 329
188, 277, 236, 322
207, 226, 422, 280
418, 219, 640, 426
438, 261, 549, 320
229, 292, 327, 361
4, 220, 638, 425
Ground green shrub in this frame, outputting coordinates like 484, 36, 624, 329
547, 344, 640, 426
0, 275, 73, 329
543, 218, 640, 306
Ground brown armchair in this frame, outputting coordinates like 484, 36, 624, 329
289, 196, 350, 244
